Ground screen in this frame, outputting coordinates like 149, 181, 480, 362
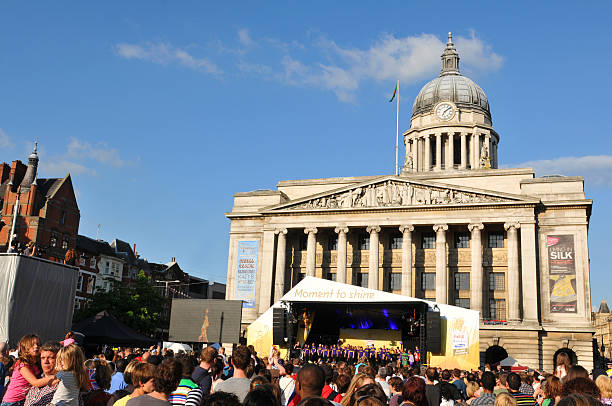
168, 299, 243, 343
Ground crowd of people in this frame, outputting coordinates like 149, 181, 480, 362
0, 333, 611, 406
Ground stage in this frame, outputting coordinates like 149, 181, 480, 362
247, 277, 481, 370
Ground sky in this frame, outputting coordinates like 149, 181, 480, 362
0, 1, 610, 309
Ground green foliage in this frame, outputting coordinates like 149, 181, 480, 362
73, 272, 168, 336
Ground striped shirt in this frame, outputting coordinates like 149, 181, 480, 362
169, 378, 199, 406
511, 391, 536, 406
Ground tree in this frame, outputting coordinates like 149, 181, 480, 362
73, 271, 168, 337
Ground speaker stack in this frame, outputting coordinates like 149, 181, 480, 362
426, 311, 442, 354
272, 308, 287, 346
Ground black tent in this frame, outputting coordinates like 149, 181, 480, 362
72, 311, 157, 347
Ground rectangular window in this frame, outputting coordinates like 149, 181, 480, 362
358, 234, 370, 250
87, 276, 95, 294
327, 272, 336, 281
104, 261, 110, 274
77, 275, 83, 291
79, 257, 86, 267
422, 233, 435, 249
489, 299, 506, 319
90, 258, 96, 268
489, 273, 505, 291
455, 273, 470, 290
488, 232, 504, 248
390, 273, 402, 291
389, 234, 403, 250
455, 233, 470, 248
454, 298, 470, 309
299, 236, 307, 251
357, 273, 369, 288
60, 211, 66, 225
329, 236, 338, 251
421, 273, 435, 290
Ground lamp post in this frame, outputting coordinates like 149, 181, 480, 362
6, 195, 19, 253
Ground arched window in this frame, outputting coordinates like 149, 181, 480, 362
50, 231, 58, 248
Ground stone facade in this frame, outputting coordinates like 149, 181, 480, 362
224, 34, 594, 371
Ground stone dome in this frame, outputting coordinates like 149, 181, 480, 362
412, 74, 490, 118
411, 33, 490, 119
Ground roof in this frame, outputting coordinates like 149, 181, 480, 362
76, 235, 115, 256
111, 239, 137, 264
36, 178, 65, 198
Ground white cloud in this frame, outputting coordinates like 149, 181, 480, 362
511, 155, 612, 188
237, 28, 254, 47
279, 32, 503, 102
39, 159, 97, 177
115, 42, 221, 75
67, 137, 125, 168
0, 129, 14, 148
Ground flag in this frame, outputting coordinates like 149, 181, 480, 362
389, 81, 398, 102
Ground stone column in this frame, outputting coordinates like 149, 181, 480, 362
468, 223, 484, 316
274, 228, 288, 302
520, 222, 539, 324
474, 133, 481, 169
335, 226, 348, 284
400, 225, 414, 296
460, 133, 467, 169
433, 224, 448, 304
424, 135, 431, 171
259, 230, 276, 314
304, 227, 318, 277
435, 133, 442, 171
412, 138, 418, 172
448, 133, 455, 170
505, 222, 521, 322
366, 226, 381, 290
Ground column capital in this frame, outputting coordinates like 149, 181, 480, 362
503, 222, 521, 231
433, 224, 448, 232
399, 224, 414, 233
468, 223, 484, 232
334, 226, 349, 234
366, 225, 381, 234
275, 228, 288, 235
304, 227, 318, 235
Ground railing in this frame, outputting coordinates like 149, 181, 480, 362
482, 319, 508, 325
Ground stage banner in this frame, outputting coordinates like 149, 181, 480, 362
451, 330, 469, 355
235, 240, 258, 308
547, 235, 577, 313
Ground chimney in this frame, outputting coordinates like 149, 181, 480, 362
9, 160, 27, 190
0, 163, 10, 184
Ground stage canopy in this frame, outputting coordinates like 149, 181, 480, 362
73, 311, 157, 346
247, 276, 480, 370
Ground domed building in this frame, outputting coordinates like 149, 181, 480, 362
224, 34, 594, 371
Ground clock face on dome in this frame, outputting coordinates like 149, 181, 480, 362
435, 102, 455, 120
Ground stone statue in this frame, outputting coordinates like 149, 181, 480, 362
480, 142, 491, 169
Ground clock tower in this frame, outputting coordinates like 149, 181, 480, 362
402, 33, 499, 173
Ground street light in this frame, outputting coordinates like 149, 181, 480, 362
155, 280, 180, 298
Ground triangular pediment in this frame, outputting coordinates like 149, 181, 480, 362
263, 175, 538, 213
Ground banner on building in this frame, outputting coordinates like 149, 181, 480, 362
547, 235, 577, 313
235, 240, 258, 308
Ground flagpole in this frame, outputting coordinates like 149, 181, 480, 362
395, 80, 399, 175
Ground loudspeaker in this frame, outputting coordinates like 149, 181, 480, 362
426, 311, 442, 354
272, 308, 287, 346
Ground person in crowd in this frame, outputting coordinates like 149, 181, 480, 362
519, 373, 535, 396
289, 364, 341, 406
250, 376, 269, 391
113, 362, 156, 406
243, 384, 281, 406
60, 332, 75, 348
556, 394, 603, 406
595, 376, 612, 406
507, 372, 536, 406
537, 375, 562, 406
214, 345, 251, 402
566, 367, 590, 383
279, 363, 295, 406
335, 374, 351, 400
496, 373, 510, 396
108, 360, 139, 406
438, 370, 462, 406
496, 393, 518, 406
466, 381, 480, 405
555, 354, 572, 381
399, 377, 428, 406
209, 356, 225, 394
388, 376, 404, 406
561, 378, 601, 399
471, 371, 497, 406
24, 342, 61, 406
452, 369, 467, 400
82, 359, 113, 406
0, 342, 10, 397
200, 391, 241, 406
1, 334, 54, 406
126, 358, 182, 406
340, 373, 375, 406
192, 347, 217, 396
109, 358, 129, 394
425, 367, 441, 406
375, 367, 391, 399
168, 355, 199, 406
50, 344, 89, 406
320, 365, 342, 404
349, 383, 387, 406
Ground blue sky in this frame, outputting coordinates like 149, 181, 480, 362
1, 1, 610, 308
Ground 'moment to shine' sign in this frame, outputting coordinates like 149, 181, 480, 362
235, 240, 258, 308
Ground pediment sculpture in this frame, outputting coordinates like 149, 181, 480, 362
284, 180, 510, 210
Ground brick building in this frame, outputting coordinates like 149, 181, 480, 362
0, 144, 80, 260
